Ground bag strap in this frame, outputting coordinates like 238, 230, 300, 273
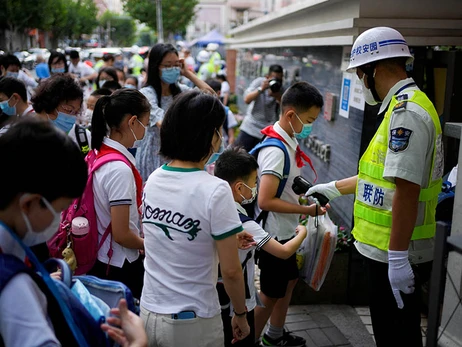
250, 138, 290, 227
74, 125, 90, 156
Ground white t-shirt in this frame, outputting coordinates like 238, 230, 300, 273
0, 224, 60, 347
255, 121, 301, 240
221, 81, 230, 95
68, 61, 96, 79
92, 138, 140, 268
141, 165, 243, 318
235, 203, 270, 311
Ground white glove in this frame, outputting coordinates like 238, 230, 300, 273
305, 181, 341, 201
388, 250, 415, 309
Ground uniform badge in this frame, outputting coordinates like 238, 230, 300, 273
389, 127, 413, 152
396, 94, 408, 101
393, 101, 407, 112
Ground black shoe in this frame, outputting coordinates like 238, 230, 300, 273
261, 332, 306, 347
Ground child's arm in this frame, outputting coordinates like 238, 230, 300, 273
228, 128, 235, 145
111, 205, 144, 250
261, 225, 307, 259
258, 174, 326, 217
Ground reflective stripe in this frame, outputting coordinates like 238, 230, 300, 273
419, 179, 442, 201
359, 161, 384, 180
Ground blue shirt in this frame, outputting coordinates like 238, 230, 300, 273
35, 63, 50, 79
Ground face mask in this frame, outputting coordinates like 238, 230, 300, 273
21, 196, 61, 247
240, 183, 257, 205
160, 67, 181, 84
124, 84, 137, 89
290, 113, 313, 139
85, 108, 93, 120
51, 67, 65, 74
205, 130, 225, 166
52, 111, 76, 133
0, 97, 17, 116
6, 71, 19, 79
129, 118, 147, 148
360, 74, 378, 106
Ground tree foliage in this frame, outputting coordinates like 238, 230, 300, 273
124, 0, 198, 37
100, 11, 137, 47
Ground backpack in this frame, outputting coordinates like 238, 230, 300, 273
216, 212, 254, 310
0, 227, 109, 347
75, 124, 90, 156
47, 149, 133, 275
246, 137, 290, 228
436, 180, 455, 224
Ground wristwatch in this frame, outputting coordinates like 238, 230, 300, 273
257, 87, 263, 94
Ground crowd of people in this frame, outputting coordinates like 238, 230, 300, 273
0, 26, 442, 347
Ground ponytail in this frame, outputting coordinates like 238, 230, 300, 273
91, 96, 111, 150
90, 89, 151, 150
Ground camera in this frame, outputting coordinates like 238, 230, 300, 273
292, 176, 329, 207
268, 78, 282, 93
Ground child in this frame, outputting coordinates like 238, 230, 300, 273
84, 88, 112, 126
253, 82, 325, 346
88, 89, 149, 298
205, 78, 238, 146
214, 147, 308, 347
0, 118, 87, 345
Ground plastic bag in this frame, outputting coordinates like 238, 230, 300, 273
71, 279, 110, 324
299, 212, 338, 291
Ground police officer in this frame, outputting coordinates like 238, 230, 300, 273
307, 27, 443, 347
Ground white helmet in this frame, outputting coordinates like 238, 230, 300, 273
130, 45, 140, 54
196, 50, 210, 63
347, 27, 413, 72
206, 43, 219, 51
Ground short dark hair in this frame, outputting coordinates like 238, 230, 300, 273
125, 75, 138, 85
0, 54, 21, 70
69, 50, 80, 60
101, 80, 122, 91
281, 81, 323, 113
205, 78, 221, 93
90, 88, 112, 97
214, 146, 259, 184
31, 73, 83, 114
217, 74, 227, 82
0, 118, 87, 210
48, 51, 68, 73
103, 53, 115, 62
91, 89, 151, 150
160, 90, 226, 162
96, 67, 118, 89
269, 64, 283, 74
0, 76, 27, 102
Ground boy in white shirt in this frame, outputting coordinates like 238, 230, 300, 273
215, 147, 308, 346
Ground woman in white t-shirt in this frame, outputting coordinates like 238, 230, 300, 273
88, 89, 150, 299
141, 90, 250, 347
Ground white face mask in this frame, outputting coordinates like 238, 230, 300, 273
21, 196, 61, 247
359, 73, 378, 106
129, 118, 147, 148
240, 183, 257, 205
85, 108, 93, 120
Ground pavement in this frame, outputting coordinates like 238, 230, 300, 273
283, 305, 375, 347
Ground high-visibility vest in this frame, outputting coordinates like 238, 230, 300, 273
352, 91, 442, 251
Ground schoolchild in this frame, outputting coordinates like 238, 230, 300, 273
88, 88, 149, 298
214, 147, 308, 347
254, 82, 325, 346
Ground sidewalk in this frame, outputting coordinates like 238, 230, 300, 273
284, 305, 375, 347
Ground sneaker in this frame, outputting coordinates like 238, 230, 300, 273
261, 331, 306, 347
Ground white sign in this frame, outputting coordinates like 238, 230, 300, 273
349, 74, 365, 111
339, 72, 351, 118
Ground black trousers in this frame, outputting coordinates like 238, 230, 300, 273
235, 130, 262, 153
89, 256, 144, 299
222, 308, 255, 347
365, 256, 432, 347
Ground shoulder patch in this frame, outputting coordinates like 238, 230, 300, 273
396, 93, 408, 101
393, 101, 407, 112
389, 127, 413, 153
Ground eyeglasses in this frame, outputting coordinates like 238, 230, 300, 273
58, 104, 81, 116
159, 63, 182, 70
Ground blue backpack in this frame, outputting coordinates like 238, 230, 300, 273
247, 137, 290, 227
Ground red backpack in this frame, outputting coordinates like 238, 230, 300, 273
47, 145, 142, 275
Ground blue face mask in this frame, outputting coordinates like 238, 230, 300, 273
290, 113, 313, 140
124, 84, 137, 89
205, 130, 225, 166
52, 111, 76, 133
6, 71, 19, 79
51, 67, 65, 74
160, 67, 180, 84
0, 97, 17, 116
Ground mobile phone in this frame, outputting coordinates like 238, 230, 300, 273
171, 311, 196, 320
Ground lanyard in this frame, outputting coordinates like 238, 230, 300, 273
0, 221, 89, 347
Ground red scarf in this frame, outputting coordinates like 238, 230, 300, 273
261, 125, 317, 182
97, 144, 143, 208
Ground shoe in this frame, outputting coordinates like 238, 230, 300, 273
261, 331, 306, 346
